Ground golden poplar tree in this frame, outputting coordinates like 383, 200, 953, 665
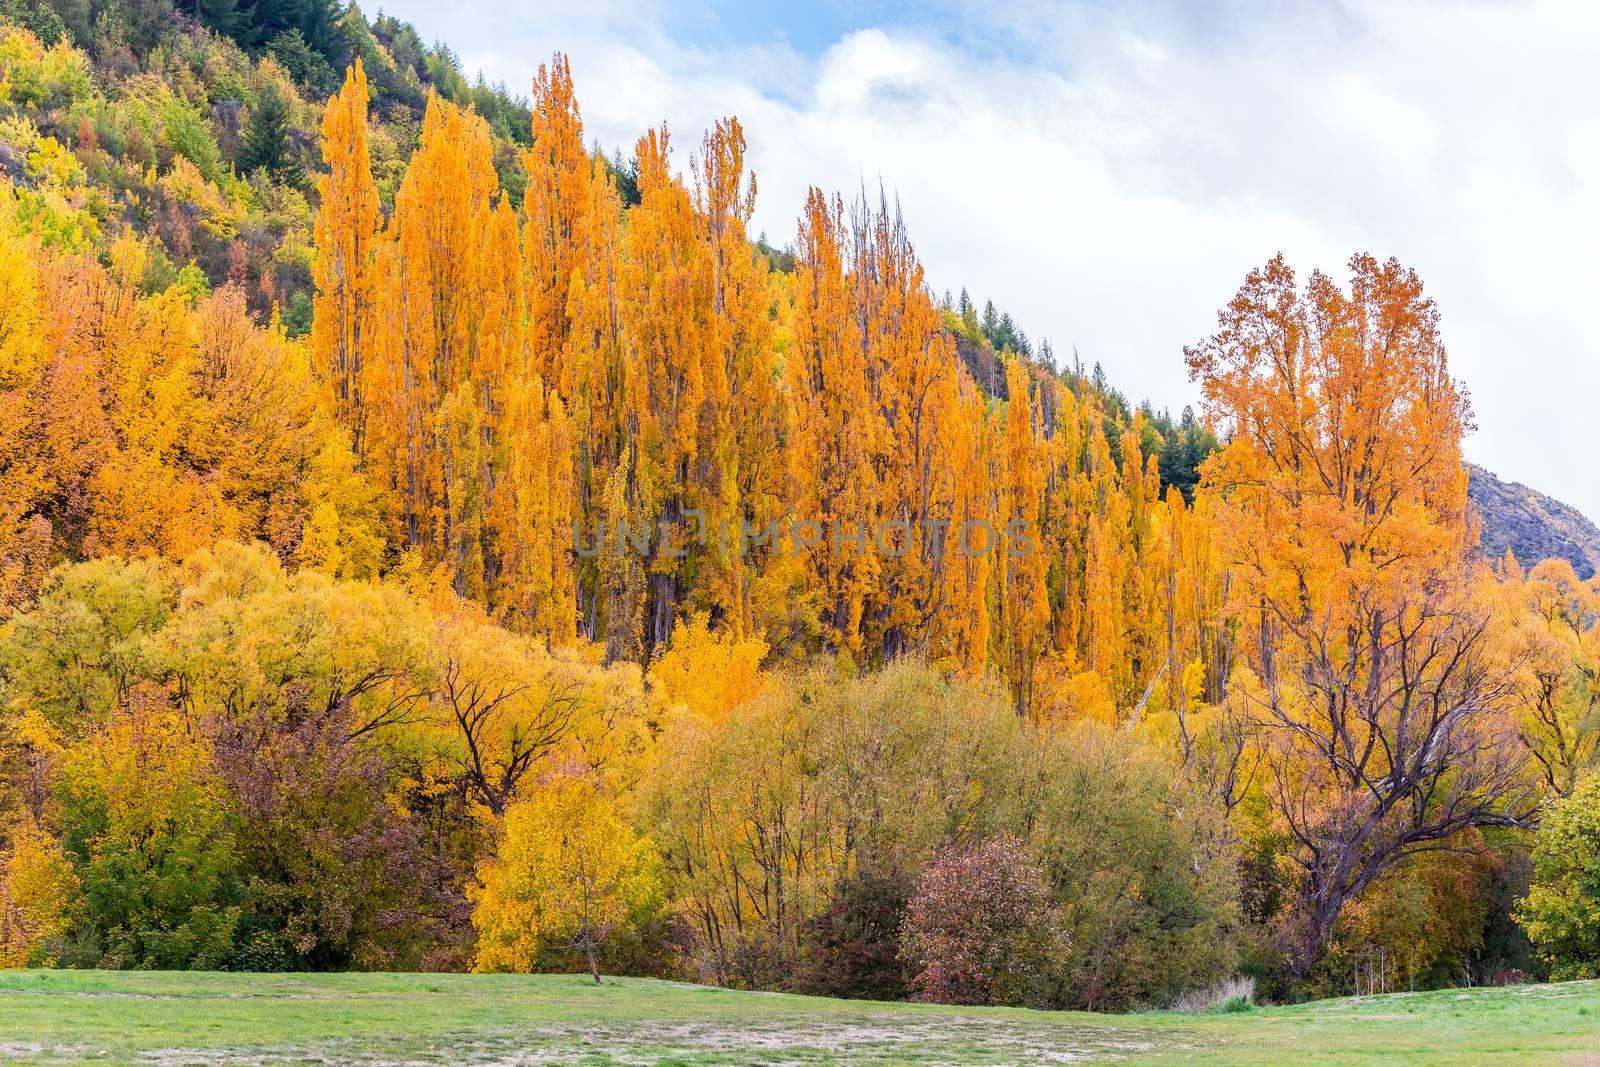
619, 124, 709, 651
692, 117, 782, 638
786, 188, 878, 656
524, 54, 590, 395
311, 59, 381, 462
562, 159, 628, 642
1188, 253, 1530, 977
1000, 359, 1049, 714
369, 93, 503, 590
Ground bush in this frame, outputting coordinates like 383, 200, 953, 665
899, 834, 1059, 1006
1314, 840, 1503, 997
1171, 976, 1256, 1013
1517, 775, 1600, 980
793, 867, 913, 1001
211, 700, 457, 971
1026, 726, 1241, 1011
56, 689, 242, 969
644, 660, 1028, 987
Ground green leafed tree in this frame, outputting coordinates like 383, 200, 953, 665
1517, 775, 1600, 979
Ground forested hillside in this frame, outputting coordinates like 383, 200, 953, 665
2, 0, 1599, 1012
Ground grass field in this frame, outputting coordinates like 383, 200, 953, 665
1, 970, 1597, 1066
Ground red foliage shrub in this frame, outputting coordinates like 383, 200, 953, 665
899, 834, 1059, 1005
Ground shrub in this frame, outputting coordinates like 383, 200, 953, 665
1517, 775, 1600, 980
644, 660, 1027, 988
211, 699, 457, 971
56, 688, 242, 969
899, 834, 1059, 1006
793, 867, 913, 1001
1171, 975, 1256, 1013
1027, 726, 1240, 1011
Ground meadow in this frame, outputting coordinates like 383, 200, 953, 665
1, 970, 1597, 1066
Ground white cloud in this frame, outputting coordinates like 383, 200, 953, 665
374, 0, 1600, 519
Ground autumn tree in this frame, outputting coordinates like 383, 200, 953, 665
792, 867, 914, 1000
786, 187, 878, 658
0, 209, 48, 611
848, 191, 969, 661
471, 770, 663, 982
616, 123, 709, 651
0, 820, 76, 967
999, 358, 1049, 713
209, 690, 452, 970
311, 59, 380, 461
431, 609, 651, 819
1498, 556, 1600, 796
523, 53, 590, 394
784, 188, 990, 665
357, 89, 575, 631
647, 610, 768, 723
0, 555, 173, 732
374, 93, 506, 587
561, 151, 630, 646
1, 170, 372, 586
1187, 253, 1536, 978
691, 117, 784, 639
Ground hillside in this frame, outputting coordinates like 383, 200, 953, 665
1469, 463, 1600, 578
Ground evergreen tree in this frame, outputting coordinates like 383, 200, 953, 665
23, 0, 74, 42
609, 148, 640, 206
189, 0, 242, 38
266, 28, 337, 96
239, 81, 292, 179
996, 311, 1017, 352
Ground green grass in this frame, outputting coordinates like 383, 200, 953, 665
0, 969, 1596, 1065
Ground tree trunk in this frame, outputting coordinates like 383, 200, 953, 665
1281, 886, 1344, 984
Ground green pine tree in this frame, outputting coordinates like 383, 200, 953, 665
239, 82, 293, 180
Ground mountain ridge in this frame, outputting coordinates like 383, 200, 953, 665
1468, 463, 1600, 579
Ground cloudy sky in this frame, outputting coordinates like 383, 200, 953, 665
373, 0, 1600, 518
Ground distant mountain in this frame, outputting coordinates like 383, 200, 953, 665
1468, 464, 1600, 579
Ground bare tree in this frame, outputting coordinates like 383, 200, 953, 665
441, 657, 581, 817
1248, 579, 1538, 979
569, 827, 620, 985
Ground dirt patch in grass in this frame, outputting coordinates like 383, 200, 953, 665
103, 1016, 1184, 1067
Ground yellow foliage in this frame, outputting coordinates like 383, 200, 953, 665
0, 821, 77, 967
157, 157, 243, 239
470, 771, 661, 974
296, 428, 387, 579
648, 612, 767, 723
57, 690, 225, 843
